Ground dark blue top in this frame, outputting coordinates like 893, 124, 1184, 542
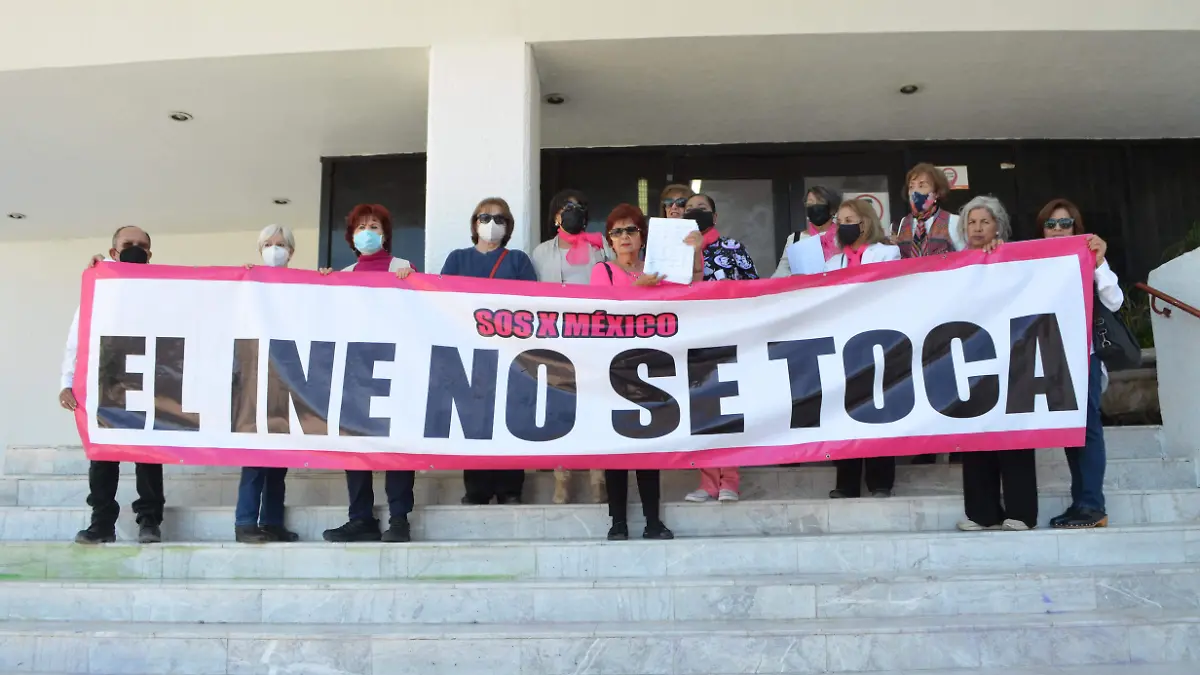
440, 246, 538, 281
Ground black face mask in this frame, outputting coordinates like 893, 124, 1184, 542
559, 207, 587, 235
684, 208, 715, 231
118, 246, 149, 264
806, 204, 832, 226
836, 222, 862, 248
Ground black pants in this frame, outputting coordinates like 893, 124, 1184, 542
462, 470, 525, 503
345, 470, 415, 522
962, 449, 1038, 528
87, 461, 164, 529
834, 457, 895, 497
606, 469, 662, 522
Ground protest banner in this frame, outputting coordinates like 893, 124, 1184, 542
74, 237, 1095, 470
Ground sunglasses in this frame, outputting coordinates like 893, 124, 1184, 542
1044, 217, 1075, 230
609, 226, 640, 239
662, 197, 689, 209
475, 213, 510, 226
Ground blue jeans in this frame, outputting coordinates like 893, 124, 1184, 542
235, 467, 288, 527
345, 470, 415, 522
1065, 354, 1107, 513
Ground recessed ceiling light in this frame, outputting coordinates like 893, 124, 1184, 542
543, 93, 566, 105
168, 111, 194, 122
7, 213, 26, 219
272, 198, 291, 205
899, 84, 920, 95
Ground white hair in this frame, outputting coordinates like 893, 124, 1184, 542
257, 224, 296, 252
958, 195, 1012, 245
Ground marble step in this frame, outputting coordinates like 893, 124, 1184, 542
9, 668, 1199, 675
2, 457, 1193, 508
2, 525, 1198, 581
1, 426, 1176, 477
1, 488, 1197, 543
2, 563, 1198, 625
1, 610, 1198, 674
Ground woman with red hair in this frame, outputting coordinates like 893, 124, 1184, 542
591, 203, 702, 540
321, 203, 416, 544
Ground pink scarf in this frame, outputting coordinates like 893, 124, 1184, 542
352, 250, 393, 272
807, 224, 840, 261
701, 227, 721, 248
559, 230, 604, 266
842, 245, 867, 268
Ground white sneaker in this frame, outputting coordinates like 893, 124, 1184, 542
956, 520, 1001, 532
1002, 519, 1031, 531
718, 489, 739, 502
684, 489, 714, 502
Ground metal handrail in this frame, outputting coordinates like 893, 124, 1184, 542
1135, 282, 1200, 320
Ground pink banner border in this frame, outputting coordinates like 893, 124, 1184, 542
73, 237, 1096, 469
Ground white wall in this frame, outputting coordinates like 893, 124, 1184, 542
1147, 248, 1200, 486
0, 228, 318, 453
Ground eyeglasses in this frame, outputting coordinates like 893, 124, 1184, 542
662, 197, 688, 209
475, 213, 510, 226
1044, 217, 1075, 230
609, 226, 640, 238
562, 202, 588, 213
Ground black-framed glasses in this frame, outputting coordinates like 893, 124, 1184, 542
662, 197, 688, 209
1044, 217, 1075, 230
562, 201, 588, 213
609, 225, 640, 238
475, 213, 510, 226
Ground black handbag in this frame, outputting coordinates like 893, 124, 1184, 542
1093, 292, 1142, 371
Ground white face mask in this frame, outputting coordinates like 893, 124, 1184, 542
477, 222, 506, 243
261, 245, 290, 267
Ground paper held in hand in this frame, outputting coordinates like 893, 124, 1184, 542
644, 217, 700, 284
786, 235, 826, 275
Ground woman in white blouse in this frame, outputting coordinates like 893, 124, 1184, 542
774, 186, 843, 278
1036, 198, 1122, 529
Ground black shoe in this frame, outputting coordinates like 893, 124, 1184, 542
497, 495, 522, 505
137, 523, 162, 544
74, 525, 116, 545
828, 489, 855, 499
643, 521, 674, 540
461, 495, 491, 505
381, 517, 411, 543
1056, 507, 1108, 529
607, 520, 629, 541
870, 489, 892, 498
259, 524, 300, 542
910, 454, 937, 465
322, 519, 381, 542
1049, 506, 1079, 528
235, 525, 270, 544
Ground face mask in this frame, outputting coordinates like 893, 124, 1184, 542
117, 246, 149, 264
911, 191, 934, 214
261, 245, 289, 267
559, 207, 587, 235
353, 230, 383, 255
836, 222, 862, 248
684, 208, 715, 231
806, 204, 832, 226
477, 221, 506, 243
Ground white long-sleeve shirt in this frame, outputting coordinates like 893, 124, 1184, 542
60, 306, 81, 390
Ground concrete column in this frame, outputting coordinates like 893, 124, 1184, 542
1147, 249, 1200, 487
424, 40, 540, 273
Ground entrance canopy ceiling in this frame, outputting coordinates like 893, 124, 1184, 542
1, 26, 1198, 242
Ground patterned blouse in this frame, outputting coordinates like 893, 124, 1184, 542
702, 237, 759, 281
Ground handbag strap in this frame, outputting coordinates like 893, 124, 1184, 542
488, 249, 510, 279
604, 262, 614, 284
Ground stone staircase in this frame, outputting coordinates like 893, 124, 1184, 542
0, 426, 1197, 675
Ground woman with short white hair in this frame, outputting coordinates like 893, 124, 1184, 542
255, 224, 296, 268
955, 196, 1037, 532
233, 224, 300, 543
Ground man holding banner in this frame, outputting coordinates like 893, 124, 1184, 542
61, 225, 165, 545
